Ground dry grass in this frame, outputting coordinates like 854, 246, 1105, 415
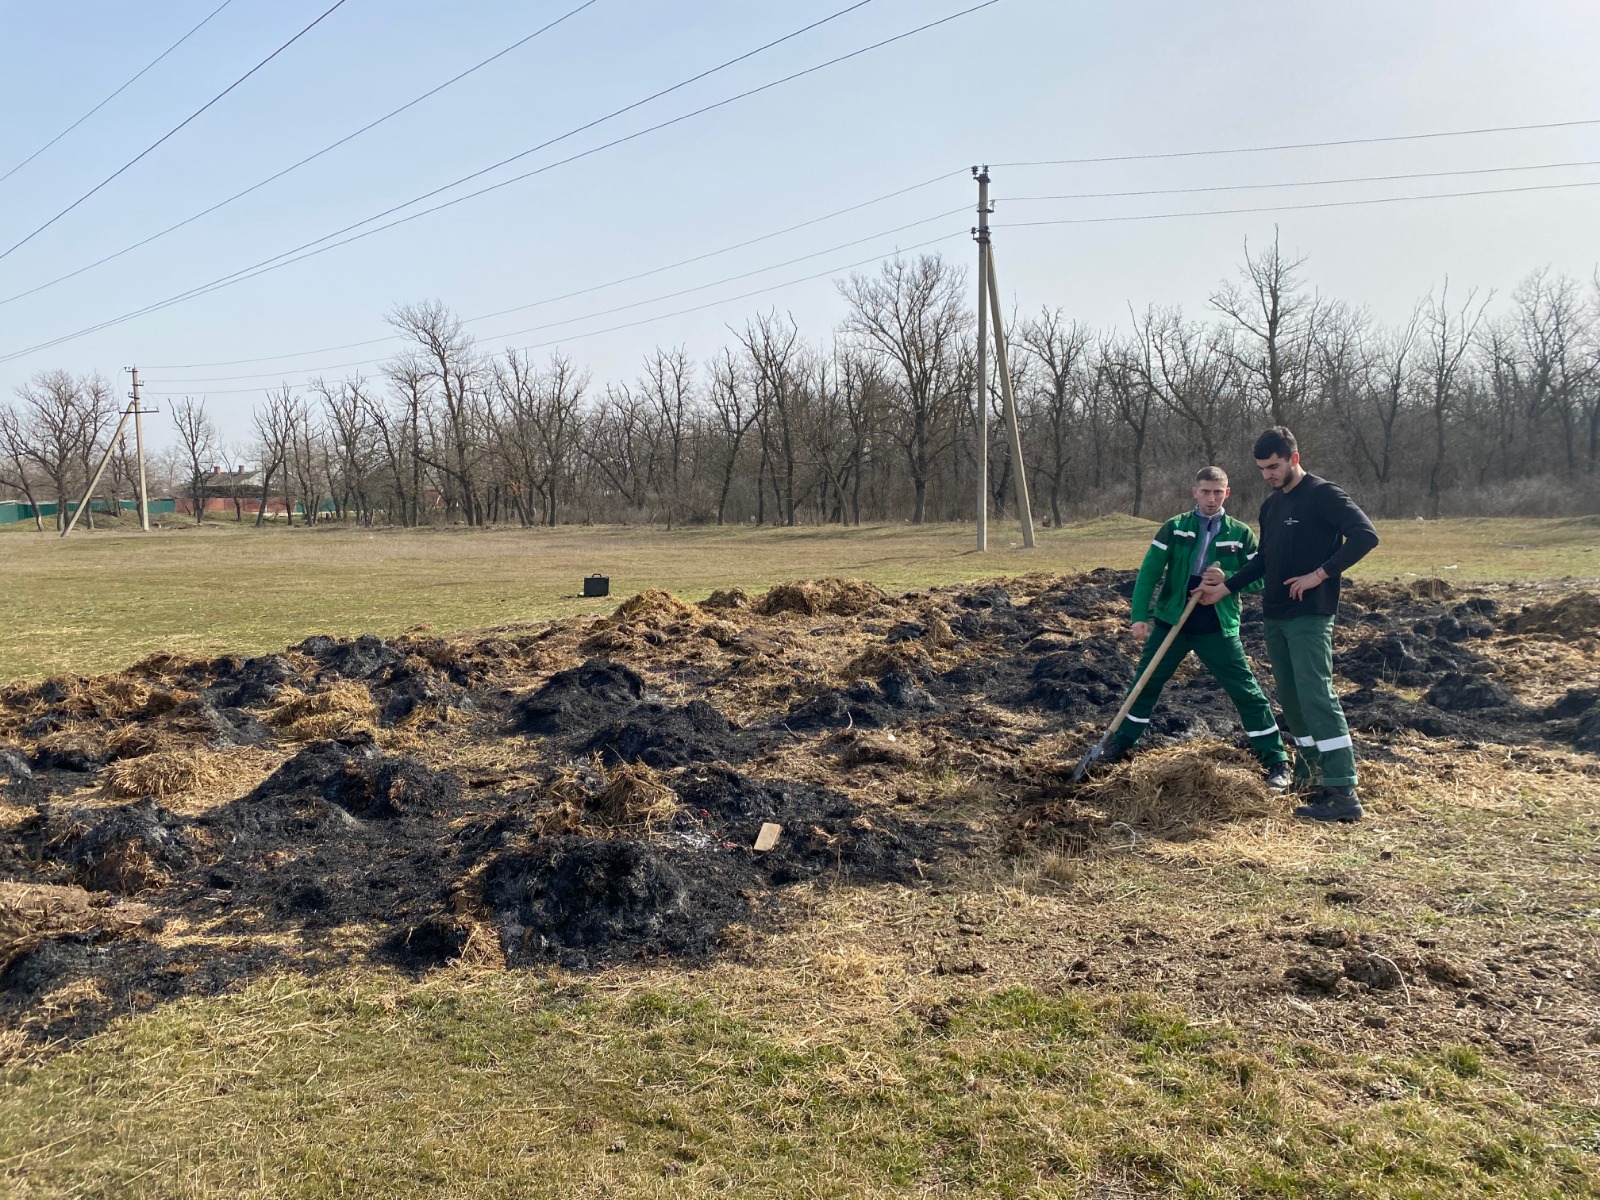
79, 840, 170, 896
755, 576, 889, 617
125, 650, 211, 680
3, 517, 1596, 681
608, 587, 701, 626
535, 758, 682, 835
0, 882, 152, 964
101, 747, 231, 800
1076, 742, 1278, 834
699, 586, 751, 610
1506, 590, 1600, 638
1023, 743, 1284, 857
1, 533, 1598, 1195
266, 681, 378, 741
842, 640, 932, 680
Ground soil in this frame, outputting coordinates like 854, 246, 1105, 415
0, 570, 1596, 1071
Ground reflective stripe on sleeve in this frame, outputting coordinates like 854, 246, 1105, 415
1124, 714, 1150, 724
1316, 734, 1353, 753
1151, 540, 1168, 550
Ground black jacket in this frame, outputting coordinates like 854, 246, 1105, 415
1226, 473, 1378, 619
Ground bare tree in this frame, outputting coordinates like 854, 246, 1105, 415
387, 301, 485, 525
1211, 230, 1317, 427
1131, 305, 1233, 466
738, 313, 806, 526
0, 405, 46, 530
16, 370, 105, 530
840, 254, 971, 524
1420, 280, 1491, 517
707, 347, 759, 526
253, 387, 298, 526
170, 398, 219, 524
638, 345, 696, 527
1017, 309, 1089, 527
316, 375, 376, 523
1332, 304, 1418, 490
1101, 339, 1155, 516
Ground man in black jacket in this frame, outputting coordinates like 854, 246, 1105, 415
1198, 426, 1379, 822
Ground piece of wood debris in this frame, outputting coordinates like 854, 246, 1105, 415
753, 822, 783, 852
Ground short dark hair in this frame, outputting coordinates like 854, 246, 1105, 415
1253, 426, 1298, 461
1194, 465, 1228, 484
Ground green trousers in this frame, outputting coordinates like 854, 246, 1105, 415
1263, 614, 1357, 788
1113, 623, 1288, 766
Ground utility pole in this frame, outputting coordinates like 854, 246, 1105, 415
987, 241, 1036, 548
130, 365, 150, 531
60, 367, 158, 538
972, 166, 1036, 550
973, 166, 991, 552
60, 404, 134, 538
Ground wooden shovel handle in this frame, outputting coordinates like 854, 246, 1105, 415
1105, 588, 1202, 738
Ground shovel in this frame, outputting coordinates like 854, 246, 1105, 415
1069, 589, 1203, 783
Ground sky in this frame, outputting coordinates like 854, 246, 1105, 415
0, 0, 1597, 447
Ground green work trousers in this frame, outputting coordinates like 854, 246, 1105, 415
1263, 614, 1357, 788
1113, 623, 1288, 766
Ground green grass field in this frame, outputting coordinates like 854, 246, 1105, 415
3, 515, 1597, 680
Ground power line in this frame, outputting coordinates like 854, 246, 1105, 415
991, 117, 1600, 169
1, 0, 872, 313
0, 0, 603, 311
999, 158, 1600, 202
992, 177, 1600, 229
0, 0, 996, 365
147, 168, 964, 370
0, 0, 352, 265
131, 158, 1600, 395
142, 229, 968, 397
0, 0, 238, 188
0, 0, 887, 357
148, 206, 969, 383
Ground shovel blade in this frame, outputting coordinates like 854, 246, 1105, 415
1069, 736, 1108, 784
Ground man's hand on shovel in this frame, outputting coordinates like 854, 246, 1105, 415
1195, 563, 1228, 606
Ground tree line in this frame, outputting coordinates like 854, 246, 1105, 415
4, 236, 1599, 532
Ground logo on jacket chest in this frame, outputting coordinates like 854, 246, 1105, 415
1283, 517, 1299, 527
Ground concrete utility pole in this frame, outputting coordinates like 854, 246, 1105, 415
973, 166, 991, 552
60, 404, 134, 538
60, 367, 158, 538
130, 365, 150, 531
987, 242, 1036, 548
972, 166, 1036, 550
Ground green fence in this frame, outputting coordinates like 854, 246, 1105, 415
0, 498, 177, 525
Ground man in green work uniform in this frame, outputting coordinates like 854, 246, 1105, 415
1100, 466, 1292, 792
1198, 427, 1379, 823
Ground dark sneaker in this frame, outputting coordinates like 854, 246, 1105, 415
1293, 786, 1364, 823
1263, 764, 1293, 793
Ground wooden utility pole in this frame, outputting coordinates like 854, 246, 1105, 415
973, 166, 991, 552
972, 167, 1036, 549
130, 365, 150, 531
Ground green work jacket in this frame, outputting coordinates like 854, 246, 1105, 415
1130, 509, 1262, 638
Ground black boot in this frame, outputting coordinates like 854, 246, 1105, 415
1293, 785, 1363, 823
1097, 739, 1135, 767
